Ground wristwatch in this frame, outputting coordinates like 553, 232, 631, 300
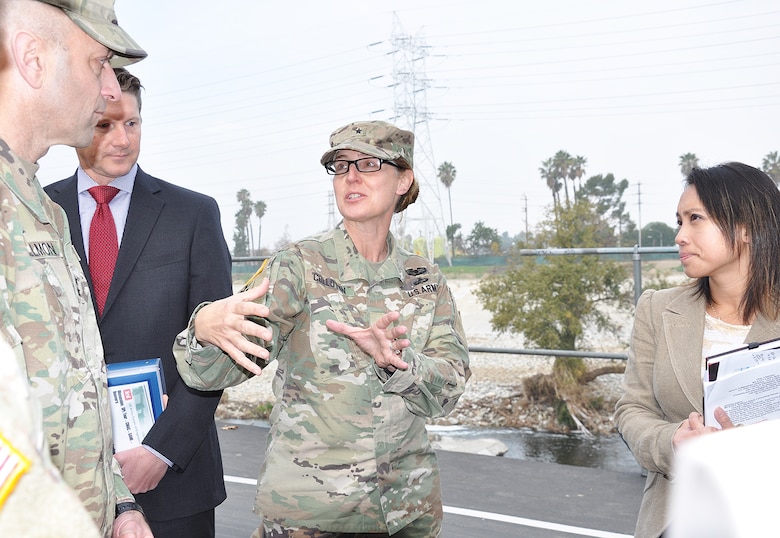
115, 501, 145, 519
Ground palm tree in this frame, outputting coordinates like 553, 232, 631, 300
436, 161, 457, 227
569, 155, 587, 194
236, 189, 254, 254
254, 200, 267, 253
233, 208, 249, 256
552, 150, 573, 204
678, 153, 699, 177
539, 157, 561, 207
762, 151, 780, 186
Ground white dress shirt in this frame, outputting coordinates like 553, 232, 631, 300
76, 164, 136, 262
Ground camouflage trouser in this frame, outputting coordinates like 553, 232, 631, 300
253, 512, 442, 538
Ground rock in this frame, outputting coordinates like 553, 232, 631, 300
430, 435, 509, 457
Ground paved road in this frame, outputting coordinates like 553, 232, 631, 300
214, 420, 643, 538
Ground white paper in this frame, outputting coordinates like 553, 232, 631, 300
703, 358, 780, 427
108, 381, 156, 452
707, 344, 780, 379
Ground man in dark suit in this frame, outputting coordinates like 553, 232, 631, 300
45, 68, 231, 538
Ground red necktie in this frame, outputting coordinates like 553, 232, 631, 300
88, 186, 120, 316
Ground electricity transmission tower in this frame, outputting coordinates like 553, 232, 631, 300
326, 191, 337, 231
384, 13, 450, 263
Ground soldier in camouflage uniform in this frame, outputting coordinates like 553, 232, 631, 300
175, 120, 470, 537
0, 1, 148, 536
0, 339, 100, 537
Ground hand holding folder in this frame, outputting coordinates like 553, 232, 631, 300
107, 358, 166, 452
703, 337, 780, 427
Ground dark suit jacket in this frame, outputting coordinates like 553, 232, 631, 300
45, 167, 231, 521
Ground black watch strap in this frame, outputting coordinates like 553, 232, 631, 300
115, 501, 145, 519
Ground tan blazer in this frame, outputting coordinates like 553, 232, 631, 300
614, 285, 780, 538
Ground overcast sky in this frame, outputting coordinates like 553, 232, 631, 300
38, 0, 780, 252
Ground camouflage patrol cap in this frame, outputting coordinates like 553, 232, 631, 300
321, 120, 414, 169
37, 0, 147, 67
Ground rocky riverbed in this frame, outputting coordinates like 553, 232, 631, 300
216, 277, 631, 435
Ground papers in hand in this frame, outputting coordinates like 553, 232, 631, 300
703, 338, 780, 427
106, 358, 166, 452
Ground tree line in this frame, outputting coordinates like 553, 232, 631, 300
438, 150, 780, 258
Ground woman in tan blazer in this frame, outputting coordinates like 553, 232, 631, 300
615, 162, 780, 538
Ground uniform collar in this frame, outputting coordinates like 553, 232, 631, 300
333, 222, 405, 283
0, 137, 50, 223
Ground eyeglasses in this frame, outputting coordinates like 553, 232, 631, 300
324, 157, 401, 175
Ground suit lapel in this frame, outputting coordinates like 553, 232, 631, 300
663, 290, 706, 410
102, 170, 163, 316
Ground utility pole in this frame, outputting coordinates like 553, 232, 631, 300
523, 194, 529, 243
636, 182, 643, 247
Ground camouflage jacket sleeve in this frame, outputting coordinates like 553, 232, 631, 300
378, 277, 470, 418
173, 248, 305, 390
173, 302, 260, 391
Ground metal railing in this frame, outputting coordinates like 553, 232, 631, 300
518, 245, 679, 304
233, 256, 271, 263
470, 346, 627, 361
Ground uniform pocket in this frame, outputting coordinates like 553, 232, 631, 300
306, 291, 365, 381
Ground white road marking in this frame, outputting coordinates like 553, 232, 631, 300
224, 475, 633, 538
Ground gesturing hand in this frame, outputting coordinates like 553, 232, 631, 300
193, 278, 272, 375
326, 311, 410, 372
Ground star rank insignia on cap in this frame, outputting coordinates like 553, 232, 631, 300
354, 128, 363, 134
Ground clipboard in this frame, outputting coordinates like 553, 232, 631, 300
702, 337, 780, 427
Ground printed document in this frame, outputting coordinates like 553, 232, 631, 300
703, 341, 780, 427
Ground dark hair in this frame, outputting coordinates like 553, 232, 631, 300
113, 67, 143, 111
394, 166, 419, 213
687, 162, 780, 322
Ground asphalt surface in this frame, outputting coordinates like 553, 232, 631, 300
214, 420, 643, 538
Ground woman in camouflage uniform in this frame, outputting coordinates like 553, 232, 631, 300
175, 120, 470, 537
